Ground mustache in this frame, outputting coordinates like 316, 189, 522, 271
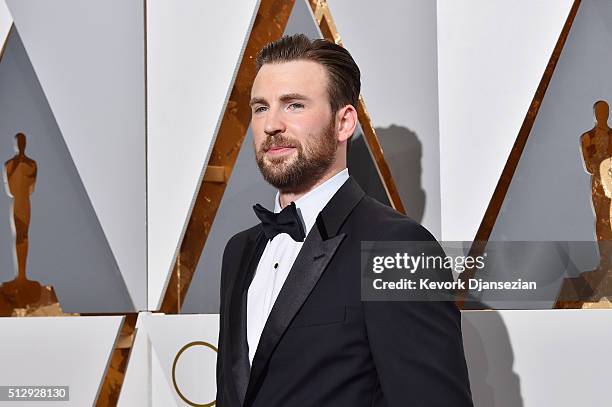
260, 135, 300, 151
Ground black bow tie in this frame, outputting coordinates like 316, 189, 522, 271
253, 202, 306, 242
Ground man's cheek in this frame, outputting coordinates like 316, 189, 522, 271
252, 136, 264, 152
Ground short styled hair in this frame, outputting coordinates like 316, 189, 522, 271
255, 34, 361, 114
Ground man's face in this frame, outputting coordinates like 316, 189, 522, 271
250, 60, 338, 193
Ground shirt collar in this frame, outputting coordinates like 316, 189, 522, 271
274, 168, 350, 235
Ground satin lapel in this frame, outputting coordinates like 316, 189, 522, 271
228, 228, 266, 406
244, 226, 347, 406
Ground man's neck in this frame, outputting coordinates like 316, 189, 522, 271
278, 166, 346, 209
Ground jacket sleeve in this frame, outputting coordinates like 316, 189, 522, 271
216, 234, 238, 407
363, 222, 473, 407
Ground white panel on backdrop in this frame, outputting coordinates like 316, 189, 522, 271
152, 347, 180, 407
117, 317, 151, 407
6, 0, 147, 309
437, 0, 574, 240
147, 0, 260, 310
118, 313, 219, 406
463, 309, 612, 406
0, 316, 122, 406
146, 314, 219, 406
328, 0, 442, 238
0, 1, 10, 50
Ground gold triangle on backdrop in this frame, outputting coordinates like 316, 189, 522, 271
454, 0, 583, 308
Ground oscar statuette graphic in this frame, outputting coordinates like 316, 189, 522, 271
557, 101, 612, 308
0, 133, 69, 316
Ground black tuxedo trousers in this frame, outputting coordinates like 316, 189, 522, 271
216, 177, 473, 407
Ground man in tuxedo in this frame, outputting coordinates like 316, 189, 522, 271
216, 34, 473, 407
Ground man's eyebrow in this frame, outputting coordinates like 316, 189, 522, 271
279, 93, 309, 102
249, 97, 267, 107
249, 93, 310, 107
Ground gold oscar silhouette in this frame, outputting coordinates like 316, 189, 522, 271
0, 133, 67, 316
557, 101, 612, 308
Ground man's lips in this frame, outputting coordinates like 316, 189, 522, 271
265, 146, 296, 155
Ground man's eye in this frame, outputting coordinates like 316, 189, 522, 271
288, 103, 304, 110
254, 106, 267, 113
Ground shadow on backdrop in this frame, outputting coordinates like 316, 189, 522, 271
462, 311, 524, 407
376, 124, 425, 223
348, 129, 389, 207
348, 125, 425, 222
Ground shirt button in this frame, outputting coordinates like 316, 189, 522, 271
274, 262, 279, 269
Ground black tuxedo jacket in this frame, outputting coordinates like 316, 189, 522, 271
216, 177, 473, 407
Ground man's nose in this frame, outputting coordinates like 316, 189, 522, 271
264, 109, 285, 136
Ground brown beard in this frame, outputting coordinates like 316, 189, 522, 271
255, 120, 337, 193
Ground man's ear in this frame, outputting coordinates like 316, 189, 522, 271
336, 104, 358, 143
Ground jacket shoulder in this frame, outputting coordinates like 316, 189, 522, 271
220, 224, 261, 296
221, 223, 261, 275
224, 223, 261, 252
354, 196, 438, 242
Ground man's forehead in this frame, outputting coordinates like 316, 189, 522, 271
251, 60, 328, 98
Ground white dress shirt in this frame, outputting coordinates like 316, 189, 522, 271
246, 168, 350, 364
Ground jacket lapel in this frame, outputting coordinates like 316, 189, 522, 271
244, 226, 346, 405
228, 228, 267, 406
243, 176, 365, 406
